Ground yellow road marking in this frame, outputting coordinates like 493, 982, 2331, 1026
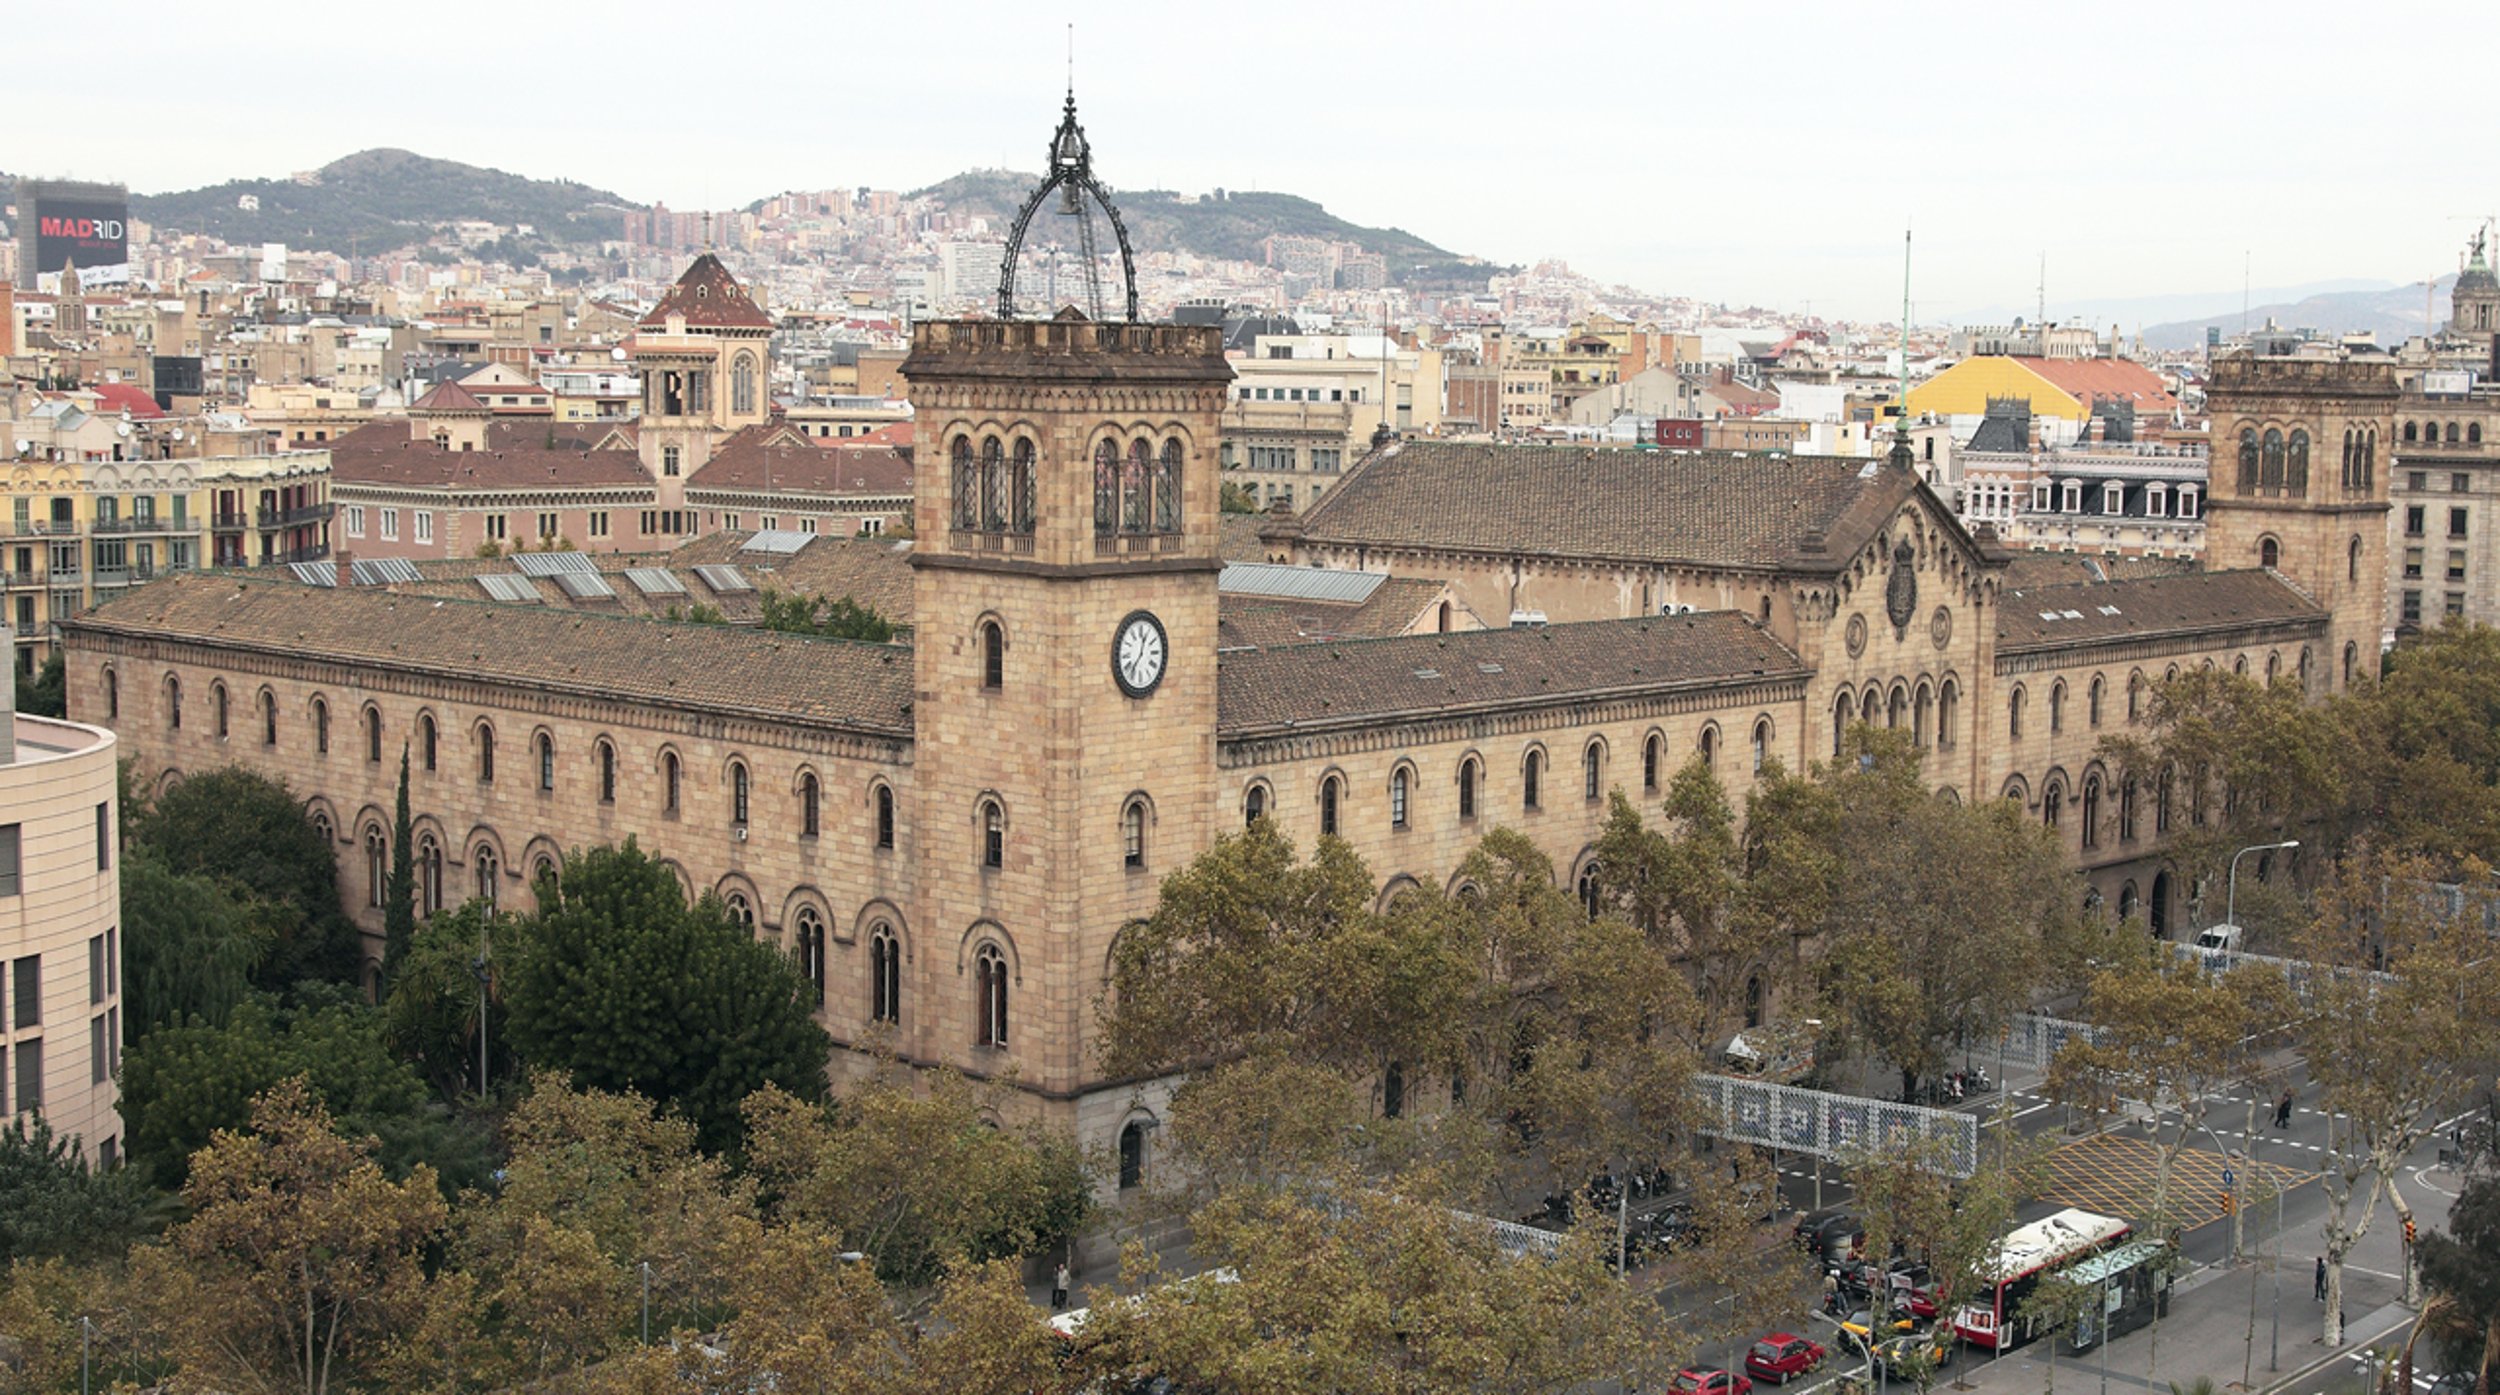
2036, 1130, 2313, 1229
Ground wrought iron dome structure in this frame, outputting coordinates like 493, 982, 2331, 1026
996, 92, 1140, 322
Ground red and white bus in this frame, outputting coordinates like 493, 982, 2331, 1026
1951, 1209, 2132, 1351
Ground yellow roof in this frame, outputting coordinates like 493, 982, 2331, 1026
1906, 357, 2087, 422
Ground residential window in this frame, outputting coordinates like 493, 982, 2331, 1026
2403, 589, 2423, 625
483, 515, 507, 542
91, 1015, 108, 1086
2178, 489, 2198, 519
2405, 547, 2426, 580
2408, 506, 2427, 537
2061, 481, 2081, 513
536, 512, 559, 539
2448, 592, 2467, 618
663, 446, 682, 477
0, 825, 18, 898
12, 956, 38, 1028
95, 803, 110, 872
589, 511, 609, 538
2409, 471, 2428, 491
2455, 474, 2472, 494
14, 1040, 40, 1115
414, 511, 433, 544
2449, 550, 2468, 583
380, 508, 399, 541
345, 505, 366, 537
2451, 507, 2470, 539
2102, 483, 2122, 514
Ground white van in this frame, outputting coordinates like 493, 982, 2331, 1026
2193, 924, 2243, 952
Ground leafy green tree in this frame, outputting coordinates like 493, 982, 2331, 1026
1219, 479, 1262, 513
2354, 621, 2500, 867
384, 745, 419, 983
121, 848, 265, 1033
134, 765, 361, 989
14, 650, 64, 716
503, 839, 831, 1151
755, 588, 898, 642
2416, 1177, 2500, 1395
385, 898, 513, 1101
0, 1117, 154, 1263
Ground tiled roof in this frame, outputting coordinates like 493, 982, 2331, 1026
329, 431, 651, 493
1995, 568, 2321, 653
410, 380, 488, 413
666, 531, 916, 623
2017, 357, 2178, 412
1216, 612, 1805, 738
1217, 575, 1454, 649
1998, 552, 2194, 590
687, 440, 913, 497
1218, 512, 1274, 564
638, 253, 774, 331
88, 382, 166, 420
65, 573, 912, 737
1292, 439, 1919, 571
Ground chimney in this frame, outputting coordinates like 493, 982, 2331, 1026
336, 550, 354, 589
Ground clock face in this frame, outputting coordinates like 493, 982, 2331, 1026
1113, 611, 1167, 698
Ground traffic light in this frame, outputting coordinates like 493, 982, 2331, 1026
2404, 1218, 2417, 1245
2221, 1192, 2236, 1216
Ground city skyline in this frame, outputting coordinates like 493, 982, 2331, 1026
22, 0, 2497, 321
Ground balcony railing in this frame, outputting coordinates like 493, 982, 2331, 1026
11, 521, 79, 536
278, 545, 331, 566
211, 512, 250, 531
284, 502, 335, 526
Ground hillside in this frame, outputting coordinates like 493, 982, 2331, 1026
910, 169, 1496, 289
130, 149, 637, 255
2140, 276, 2457, 350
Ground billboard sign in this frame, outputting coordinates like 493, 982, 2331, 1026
33, 196, 129, 274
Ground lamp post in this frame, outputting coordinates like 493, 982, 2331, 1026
1813, 1310, 1883, 1395
2223, 840, 2300, 946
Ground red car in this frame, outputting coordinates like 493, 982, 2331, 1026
1673, 1368, 1754, 1395
1744, 1333, 1828, 1385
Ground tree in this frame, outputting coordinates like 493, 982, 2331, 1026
2349, 621, 2500, 868
384, 898, 513, 1100
754, 588, 898, 643
121, 847, 265, 1033
136, 1078, 448, 1395
502, 839, 831, 1151
2416, 1178, 2500, 1395
134, 765, 361, 989
383, 745, 418, 983
744, 1070, 1091, 1290
14, 650, 65, 717
1841, 1126, 2049, 1342
1219, 479, 1262, 514
0, 1116, 153, 1264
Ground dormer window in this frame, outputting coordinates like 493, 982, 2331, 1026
2061, 481, 2081, 513
2103, 483, 2123, 515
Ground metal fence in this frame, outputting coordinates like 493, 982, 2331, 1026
1690, 1073, 1980, 1178
2159, 941, 2395, 1003
1470, 1211, 1565, 1260
1988, 1012, 2109, 1072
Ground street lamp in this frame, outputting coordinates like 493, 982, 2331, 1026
1811, 1311, 1883, 1395
2223, 840, 2300, 945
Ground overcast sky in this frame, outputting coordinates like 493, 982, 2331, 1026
27, 0, 2499, 321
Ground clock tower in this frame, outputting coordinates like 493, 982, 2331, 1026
898, 97, 1232, 1135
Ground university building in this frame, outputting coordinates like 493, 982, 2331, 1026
48, 107, 2399, 1173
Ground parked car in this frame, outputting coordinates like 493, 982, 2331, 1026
1873, 1328, 1957, 1376
1672, 1368, 1754, 1395
1743, 1333, 1828, 1385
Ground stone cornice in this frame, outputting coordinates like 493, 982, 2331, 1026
1216, 674, 1808, 767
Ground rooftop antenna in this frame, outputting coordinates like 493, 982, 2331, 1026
2241, 250, 2250, 336
1892, 224, 1915, 470
2036, 251, 2046, 329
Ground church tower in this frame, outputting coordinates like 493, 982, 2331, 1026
631, 253, 775, 510
899, 96, 1232, 1136
2203, 355, 2398, 690
2449, 229, 2498, 353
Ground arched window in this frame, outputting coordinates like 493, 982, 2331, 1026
2049, 680, 2066, 734
535, 732, 555, 792
730, 351, 756, 415
2119, 776, 2138, 841
2260, 428, 2285, 490
975, 945, 1009, 1047
723, 892, 753, 933
876, 784, 895, 848
2349, 535, 2363, 584
598, 740, 616, 803
1583, 741, 1602, 801
797, 908, 827, 1009
2117, 881, 2139, 923
1458, 757, 1479, 820
418, 834, 444, 916
475, 847, 500, 909
868, 921, 898, 1023
730, 761, 750, 825
1011, 438, 1037, 535
310, 810, 332, 846
2448, 421, 2461, 445
260, 688, 276, 746
531, 856, 556, 895
951, 436, 977, 530
1642, 732, 1662, 792
2236, 428, 2258, 489
1937, 678, 1959, 749
2405, 420, 2419, 444
1244, 783, 1267, 826
2287, 429, 2310, 494
1092, 439, 1119, 537
103, 668, 117, 720
1576, 862, 1601, 919
2081, 774, 2102, 849
979, 435, 1005, 532
2042, 781, 2063, 831
475, 722, 494, 782
312, 696, 327, 752
2473, 423, 2486, 445
2343, 641, 2358, 688
1913, 682, 1932, 747
2088, 675, 2104, 728
800, 772, 821, 838
2260, 536, 2280, 569
981, 620, 1005, 689
1521, 750, 1542, 810
1751, 716, 1772, 773
1123, 798, 1148, 867
2156, 767, 2174, 833
419, 713, 438, 772
1744, 975, 1765, 1029
1887, 684, 1907, 730
365, 706, 383, 763
212, 682, 229, 739
1320, 775, 1342, 836
1118, 1120, 1148, 1191
1389, 768, 1410, 828
1699, 725, 1718, 768
981, 799, 1004, 867
2127, 672, 2144, 723
2009, 686, 2025, 738
365, 828, 387, 908
1155, 438, 1183, 533
663, 751, 682, 815
2266, 652, 2281, 685
1123, 439, 1152, 533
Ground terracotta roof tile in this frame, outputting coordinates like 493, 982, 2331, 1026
328, 423, 649, 493
1216, 575, 1453, 648
65, 573, 912, 737
687, 440, 913, 497
638, 253, 774, 331
1216, 612, 1805, 737
1995, 568, 2321, 652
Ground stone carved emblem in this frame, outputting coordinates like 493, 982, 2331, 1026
1885, 539, 1918, 634
1930, 605, 1953, 649
1844, 613, 1868, 657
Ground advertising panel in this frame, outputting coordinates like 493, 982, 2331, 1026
33, 196, 129, 274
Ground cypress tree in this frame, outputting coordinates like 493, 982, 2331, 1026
383, 744, 418, 984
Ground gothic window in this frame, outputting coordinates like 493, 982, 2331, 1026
1522, 750, 1542, 810
1154, 438, 1183, 532
730, 352, 756, 415
800, 772, 821, 838
2287, 429, 2310, 494
1389, 768, 1410, 829
1320, 775, 1342, 836
1118, 1120, 1148, 1190
1123, 798, 1148, 867
1938, 678, 1958, 749
2049, 680, 2065, 734
1123, 439, 1151, 532
664, 751, 682, 815
1914, 682, 1933, 747
2081, 774, 2102, 849
2127, 672, 2143, 722
1244, 783, 1267, 826
1458, 757, 1479, 820
212, 682, 228, 739
981, 799, 1004, 868
476, 722, 495, 783
365, 828, 387, 908
260, 688, 277, 746
312, 696, 327, 752
2042, 781, 2063, 831
2362, 430, 2376, 487
1011, 438, 1037, 534
2350, 535, 2363, 584
1887, 685, 1907, 729
2156, 767, 2174, 833
598, 740, 616, 803
796, 907, 827, 1009
418, 834, 444, 916
981, 620, 1004, 690
1583, 741, 1602, 801
420, 714, 438, 772
2237, 428, 2258, 489
103, 668, 117, 720
536, 733, 555, 792
1577, 862, 1602, 919
731, 761, 750, 826
2261, 537, 2280, 569
876, 784, 895, 848
2119, 776, 2138, 841
365, 706, 383, 764
2343, 641, 2357, 688
2341, 429, 2356, 488
1699, 725, 1718, 768
532, 856, 556, 895
2009, 685, 2025, 738
2405, 421, 2419, 444
980, 435, 1005, 531
2088, 674, 2104, 728
2260, 429, 2285, 491
1643, 732, 1662, 792
1092, 439, 1119, 537
975, 945, 1009, 1047
476, 847, 500, 909
952, 436, 977, 530
869, 922, 899, 1023
1752, 716, 1772, 773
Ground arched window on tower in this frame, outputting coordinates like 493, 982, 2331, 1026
979, 436, 1005, 531
1458, 757, 1479, 820
975, 945, 1009, 1047
800, 772, 821, 838
1752, 716, 1772, 773
730, 351, 756, 416
2287, 429, 2310, 494
876, 784, 895, 848
2261, 537, 2280, 569
1011, 438, 1037, 534
1092, 439, 1119, 537
1155, 438, 1183, 532
868, 921, 898, 1023
952, 436, 977, 531
982, 620, 1005, 690
1123, 439, 1151, 532
2237, 428, 2258, 489
1244, 783, 1267, 826
1123, 798, 1148, 867
797, 907, 827, 1009
2260, 428, 2286, 491
981, 799, 1004, 868
2350, 535, 2364, 583
1643, 732, 1663, 792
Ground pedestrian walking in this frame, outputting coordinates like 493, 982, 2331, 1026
2314, 1256, 2327, 1302
2276, 1088, 2296, 1129
1051, 1261, 1071, 1312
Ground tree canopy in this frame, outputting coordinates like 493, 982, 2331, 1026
133, 766, 362, 989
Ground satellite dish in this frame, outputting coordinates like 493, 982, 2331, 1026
116, 421, 133, 437
610, 346, 627, 362
14, 439, 30, 454
170, 429, 185, 441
